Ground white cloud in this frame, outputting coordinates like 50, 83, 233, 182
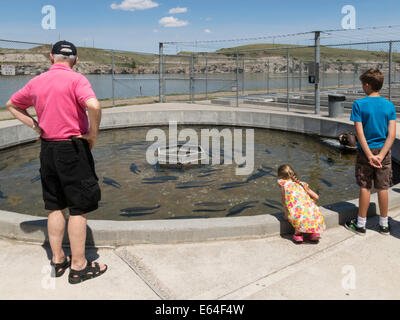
159, 16, 189, 28
204, 29, 211, 33
110, 0, 159, 11
168, 7, 187, 14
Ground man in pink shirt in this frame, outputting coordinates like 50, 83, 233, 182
6, 41, 107, 284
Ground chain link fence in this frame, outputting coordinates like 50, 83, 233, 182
1, 38, 399, 113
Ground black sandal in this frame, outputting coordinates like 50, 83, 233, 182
68, 260, 108, 285
50, 255, 71, 278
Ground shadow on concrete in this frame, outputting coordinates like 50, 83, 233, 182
19, 219, 99, 262
269, 212, 294, 236
323, 201, 377, 226
388, 217, 400, 240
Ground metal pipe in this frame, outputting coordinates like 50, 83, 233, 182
314, 31, 321, 115
389, 41, 393, 101
287, 48, 290, 112
111, 50, 115, 108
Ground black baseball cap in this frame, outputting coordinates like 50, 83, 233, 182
51, 40, 77, 56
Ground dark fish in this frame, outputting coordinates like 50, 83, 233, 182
176, 180, 215, 189
264, 199, 282, 206
218, 181, 247, 190
289, 145, 296, 149
195, 201, 230, 207
265, 148, 272, 154
0, 164, 7, 171
118, 141, 147, 150
120, 212, 157, 217
246, 168, 270, 183
197, 173, 214, 178
261, 165, 274, 171
320, 178, 332, 187
199, 168, 222, 174
192, 209, 226, 213
167, 215, 210, 220
120, 205, 161, 213
263, 203, 281, 210
142, 176, 178, 184
103, 177, 121, 189
0, 189, 7, 199
130, 163, 141, 174
30, 175, 41, 183
292, 142, 299, 145
227, 201, 259, 216
320, 156, 335, 166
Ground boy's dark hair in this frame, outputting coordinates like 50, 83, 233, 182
359, 68, 384, 92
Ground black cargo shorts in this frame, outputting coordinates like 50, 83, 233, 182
39, 137, 101, 215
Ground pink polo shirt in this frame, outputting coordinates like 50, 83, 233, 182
10, 64, 96, 141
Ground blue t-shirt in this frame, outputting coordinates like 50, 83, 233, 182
350, 96, 396, 149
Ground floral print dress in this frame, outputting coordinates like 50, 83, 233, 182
277, 179, 326, 234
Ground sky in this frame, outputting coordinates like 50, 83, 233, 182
0, 0, 400, 53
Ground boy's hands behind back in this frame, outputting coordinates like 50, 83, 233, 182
368, 154, 383, 168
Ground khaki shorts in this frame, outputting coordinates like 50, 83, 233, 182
355, 148, 392, 190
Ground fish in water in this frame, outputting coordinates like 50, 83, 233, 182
218, 181, 247, 190
227, 201, 259, 216
120, 212, 157, 217
167, 215, 210, 220
320, 156, 335, 166
103, 177, 122, 189
192, 208, 227, 213
320, 178, 332, 187
265, 148, 272, 154
199, 168, 222, 174
120, 205, 161, 213
246, 168, 271, 183
263, 202, 281, 210
176, 180, 215, 189
195, 201, 230, 207
30, 175, 41, 183
130, 163, 141, 174
0, 164, 8, 171
197, 173, 214, 178
0, 188, 7, 199
261, 165, 275, 171
142, 176, 179, 184
264, 199, 282, 207
292, 142, 299, 145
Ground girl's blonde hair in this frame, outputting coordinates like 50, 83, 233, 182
277, 164, 303, 186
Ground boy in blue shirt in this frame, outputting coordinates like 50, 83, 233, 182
345, 68, 396, 235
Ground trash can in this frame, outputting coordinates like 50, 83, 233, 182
328, 94, 346, 118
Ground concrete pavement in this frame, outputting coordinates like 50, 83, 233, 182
1, 207, 400, 300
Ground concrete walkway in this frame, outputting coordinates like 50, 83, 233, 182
1, 207, 400, 300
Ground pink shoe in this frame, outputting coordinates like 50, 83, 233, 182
292, 233, 303, 244
309, 233, 320, 241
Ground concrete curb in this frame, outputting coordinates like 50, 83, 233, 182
1, 103, 400, 246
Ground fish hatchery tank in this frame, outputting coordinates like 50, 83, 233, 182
0, 125, 361, 221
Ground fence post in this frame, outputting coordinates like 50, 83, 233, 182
205, 56, 208, 100
292, 59, 295, 92
338, 62, 342, 88
242, 57, 245, 95
314, 31, 321, 115
299, 60, 302, 92
190, 54, 195, 103
287, 48, 290, 112
159, 42, 164, 103
389, 41, 393, 101
267, 60, 270, 95
111, 50, 115, 107
236, 52, 239, 107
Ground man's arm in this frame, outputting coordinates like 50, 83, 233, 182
354, 121, 382, 168
77, 98, 101, 149
377, 119, 396, 162
5, 100, 42, 135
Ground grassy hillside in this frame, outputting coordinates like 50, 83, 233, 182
215, 43, 400, 63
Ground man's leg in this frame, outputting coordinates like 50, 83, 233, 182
48, 209, 67, 263
68, 214, 107, 272
68, 214, 88, 270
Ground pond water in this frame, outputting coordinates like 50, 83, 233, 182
0, 126, 358, 220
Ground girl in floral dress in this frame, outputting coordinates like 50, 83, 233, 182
277, 164, 326, 244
